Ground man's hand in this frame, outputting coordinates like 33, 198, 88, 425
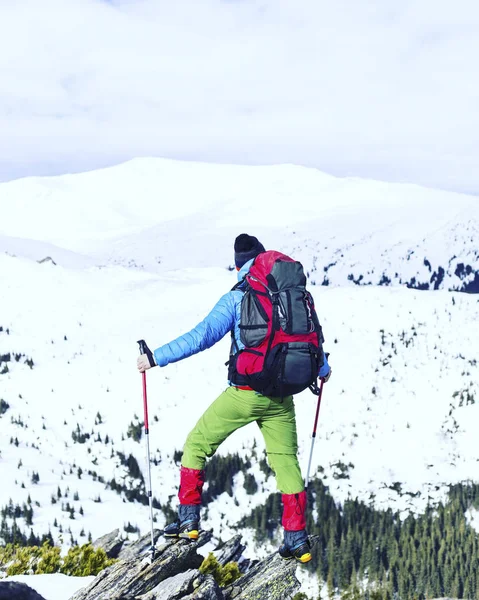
321, 369, 332, 383
319, 357, 331, 383
137, 352, 156, 372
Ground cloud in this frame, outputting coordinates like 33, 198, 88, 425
1, 0, 478, 193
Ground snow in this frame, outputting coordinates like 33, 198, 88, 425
1, 159, 477, 290
4, 574, 94, 600
466, 508, 479, 533
0, 157, 478, 585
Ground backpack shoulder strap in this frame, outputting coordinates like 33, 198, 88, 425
231, 278, 248, 292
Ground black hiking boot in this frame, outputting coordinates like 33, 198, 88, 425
278, 539, 312, 564
164, 518, 199, 541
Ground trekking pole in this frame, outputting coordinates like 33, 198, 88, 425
137, 339, 156, 564
305, 378, 325, 490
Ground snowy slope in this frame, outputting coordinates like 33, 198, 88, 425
1, 158, 478, 289
1, 158, 478, 564
4, 574, 94, 600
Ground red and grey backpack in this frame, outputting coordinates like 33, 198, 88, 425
228, 251, 325, 397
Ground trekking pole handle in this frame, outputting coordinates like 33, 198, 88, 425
137, 339, 155, 367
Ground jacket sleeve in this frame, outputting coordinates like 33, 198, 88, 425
154, 292, 237, 367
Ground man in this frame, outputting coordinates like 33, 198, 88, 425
137, 234, 331, 563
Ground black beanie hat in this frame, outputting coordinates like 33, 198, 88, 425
234, 233, 266, 269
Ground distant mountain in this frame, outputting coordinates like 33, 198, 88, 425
1, 158, 478, 290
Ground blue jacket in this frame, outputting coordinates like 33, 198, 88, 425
154, 259, 330, 378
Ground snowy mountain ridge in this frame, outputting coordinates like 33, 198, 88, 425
1, 158, 478, 290
1, 158, 478, 564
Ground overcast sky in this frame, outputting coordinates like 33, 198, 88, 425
1, 0, 478, 193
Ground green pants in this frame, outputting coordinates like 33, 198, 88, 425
182, 386, 305, 495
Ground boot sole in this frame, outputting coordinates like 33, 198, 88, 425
280, 552, 312, 564
164, 530, 199, 541
297, 552, 312, 563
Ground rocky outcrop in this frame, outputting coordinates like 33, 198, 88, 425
37, 256, 57, 266
138, 570, 223, 600
116, 530, 163, 562
92, 528, 124, 558
0, 582, 47, 600
70, 530, 211, 600
223, 550, 300, 600
213, 535, 245, 567
69, 529, 311, 600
